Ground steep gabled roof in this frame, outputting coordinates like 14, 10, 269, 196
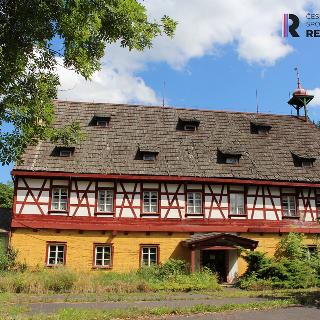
14, 100, 320, 183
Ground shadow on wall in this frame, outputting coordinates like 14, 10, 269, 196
0, 208, 11, 232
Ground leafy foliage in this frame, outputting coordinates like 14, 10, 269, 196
237, 233, 320, 290
0, 0, 177, 164
0, 182, 13, 208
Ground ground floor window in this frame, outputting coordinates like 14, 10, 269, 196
140, 245, 158, 266
47, 243, 66, 266
94, 245, 112, 268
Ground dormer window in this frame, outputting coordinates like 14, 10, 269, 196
184, 124, 197, 131
291, 152, 316, 168
217, 148, 242, 164
59, 150, 72, 157
177, 117, 200, 131
225, 156, 239, 164
250, 121, 271, 135
90, 114, 110, 127
142, 153, 157, 161
52, 146, 75, 157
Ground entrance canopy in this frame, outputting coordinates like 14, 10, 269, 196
182, 233, 258, 250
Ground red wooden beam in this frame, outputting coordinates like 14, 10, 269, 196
11, 170, 320, 188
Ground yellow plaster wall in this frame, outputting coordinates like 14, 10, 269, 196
10, 229, 190, 271
10, 229, 319, 274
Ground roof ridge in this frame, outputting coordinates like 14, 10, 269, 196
54, 99, 294, 118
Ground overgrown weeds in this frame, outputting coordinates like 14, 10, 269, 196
0, 259, 220, 294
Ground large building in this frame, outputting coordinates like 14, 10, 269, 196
10, 92, 320, 282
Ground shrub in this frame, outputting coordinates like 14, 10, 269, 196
238, 233, 320, 290
0, 247, 26, 272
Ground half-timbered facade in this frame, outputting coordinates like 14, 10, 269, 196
10, 101, 320, 282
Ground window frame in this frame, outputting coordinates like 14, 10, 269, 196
96, 120, 108, 127
142, 190, 159, 215
183, 124, 197, 132
93, 243, 113, 269
316, 194, 320, 219
59, 150, 72, 157
281, 193, 299, 218
95, 188, 114, 215
49, 186, 69, 213
229, 191, 246, 217
140, 245, 159, 267
186, 191, 203, 216
142, 153, 156, 161
46, 242, 66, 267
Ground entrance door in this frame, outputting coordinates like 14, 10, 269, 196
202, 250, 227, 282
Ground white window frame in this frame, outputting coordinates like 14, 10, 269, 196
230, 193, 245, 215
97, 190, 114, 213
141, 246, 158, 266
47, 244, 66, 266
143, 191, 158, 213
282, 195, 297, 217
94, 245, 112, 268
187, 192, 202, 214
51, 187, 68, 211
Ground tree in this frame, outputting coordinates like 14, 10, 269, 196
0, 182, 13, 208
0, 0, 177, 165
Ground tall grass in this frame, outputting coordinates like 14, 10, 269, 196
0, 259, 220, 294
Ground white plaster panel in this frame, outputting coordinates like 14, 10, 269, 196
39, 191, 49, 203
24, 178, 46, 188
187, 184, 202, 190
15, 204, 22, 213
52, 180, 69, 186
40, 205, 48, 214
281, 188, 295, 194
266, 211, 278, 220
74, 207, 89, 217
17, 189, 28, 202
98, 181, 114, 188
251, 211, 264, 219
143, 183, 159, 189
163, 184, 181, 193
120, 207, 135, 217
304, 212, 313, 222
269, 187, 280, 196
21, 205, 41, 214
117, 182, 140, 193
229, 185, 244, 192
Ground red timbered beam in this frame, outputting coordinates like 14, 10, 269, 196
11, 170, 320, 188
11, 215, 320, 233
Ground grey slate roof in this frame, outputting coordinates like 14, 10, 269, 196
14, 100, 320, 183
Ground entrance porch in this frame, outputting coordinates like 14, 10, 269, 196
182, 233, 258, 283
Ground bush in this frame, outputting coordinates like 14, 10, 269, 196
238, 233, 320, 290
0, 247, 26, 272
0, 259, 220, 294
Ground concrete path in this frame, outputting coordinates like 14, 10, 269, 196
160, 306, 320, 320
27, 297, 267, 314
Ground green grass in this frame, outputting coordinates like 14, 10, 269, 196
0, 299, 296, 320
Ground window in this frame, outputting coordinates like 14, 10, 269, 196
143, 191, 158, 213
94, 245, 112, 268
301, 160, 313, 168
96, 120, 108, 127
316, 195, 320, 213
230, 193, 245, 215
59, 150, 72, 157
51, 188, 68, 211
98, 190, 113, 213
187, 192, 202, 214
47, 243, 66, 266
225, 157, 239, 164
142, 153, 156, 161
184, 124, 197, 131
141, 246, 158, 266
282, 195, 297, 217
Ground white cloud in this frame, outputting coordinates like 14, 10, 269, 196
308, 88, 320, 106
58, 0, 316, 103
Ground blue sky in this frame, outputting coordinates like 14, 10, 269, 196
1, 1, 320, 183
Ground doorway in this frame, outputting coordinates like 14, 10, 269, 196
202, 250, 227, 282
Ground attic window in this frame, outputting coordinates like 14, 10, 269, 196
52, 146, 75, 157
250, 121, 271, 135
90, 114, 110, 127
142, 153, 157, 161
177, 117, 200, 131
217, 148, 242, 164
291, 152, 316, 168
